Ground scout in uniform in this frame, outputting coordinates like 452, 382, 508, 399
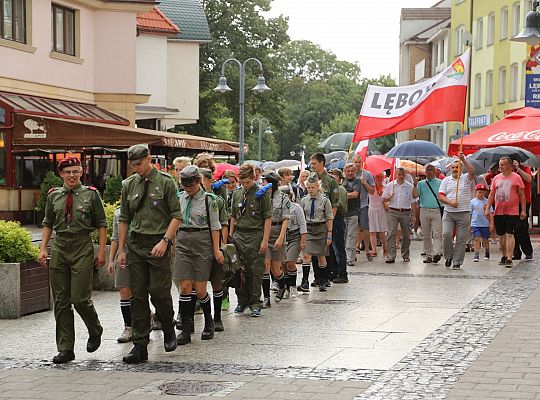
200, 168, 229, 332
299, 173, 334, 292
117, 144, 181, 364
38, 156, 107, 364
328, 169, 349, 283
281, 186, 307, 298
107, 204, 133, 343
260, 170, 290, 307
307, 153, 339, 287
230, 163, 272, 317
173, 166, 224, 345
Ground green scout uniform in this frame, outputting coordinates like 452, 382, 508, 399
336, 185, 348, 216
119, 166, 181, 347
318, 169, 340, 209
231, 184, 272, 308
43, 183, 106, 352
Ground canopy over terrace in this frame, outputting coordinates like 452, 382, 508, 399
448, 107, 540, 155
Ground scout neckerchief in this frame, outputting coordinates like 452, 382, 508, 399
183, 188, 202, 227
64, 189, 74, 224
136, 178, 149, 213
310, 197, 316, 221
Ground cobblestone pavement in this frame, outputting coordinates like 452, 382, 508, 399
1, 239, 540, 399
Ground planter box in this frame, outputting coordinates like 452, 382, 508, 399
0, 261, 50, 319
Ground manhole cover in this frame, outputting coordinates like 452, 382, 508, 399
159, 381, 227, 396
307, 299, 357, 305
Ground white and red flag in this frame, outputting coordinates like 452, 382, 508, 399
353, 49, 470, 142
354, 139, 369, 159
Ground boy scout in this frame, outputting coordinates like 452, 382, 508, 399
328, 169, 348, 283
38, 156, 107, 364
117, 144, 181, 364
230, 163, 272, 317
174, 166, 224, 345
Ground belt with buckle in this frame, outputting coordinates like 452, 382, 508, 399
389, 207, 411, 212
179, 227, 209, 232
307, 222, 326, 225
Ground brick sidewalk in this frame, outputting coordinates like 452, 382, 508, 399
446, 281, 540, 400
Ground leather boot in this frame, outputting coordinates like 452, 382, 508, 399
52, 350, 75, 364
176, 300, 191, 345
200, 296, 214, 340
123, 344, 148, 364
163, 328, 177, 352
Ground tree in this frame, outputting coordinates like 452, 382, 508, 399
321, 111, 358, 135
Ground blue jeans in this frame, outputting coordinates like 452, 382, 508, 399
329, 214, 347, 278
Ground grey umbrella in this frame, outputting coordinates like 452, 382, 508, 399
386, 140, 446, 160
319, 132, 354, 152
274, 159, 301, 170
468, 146, 540, 169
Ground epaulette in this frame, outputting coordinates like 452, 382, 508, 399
157, 170, 173, 178
85, 186, 97, 191
48, 187, 60, 195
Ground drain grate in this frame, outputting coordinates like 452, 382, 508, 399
159, 381, 226, 396
307, 299, 357, 305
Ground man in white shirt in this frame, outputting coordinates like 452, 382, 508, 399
382, 168, 418, 263
438, 153, 475, 269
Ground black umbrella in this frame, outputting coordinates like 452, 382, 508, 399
386, 140, 446, 160
468, 146, 540, 168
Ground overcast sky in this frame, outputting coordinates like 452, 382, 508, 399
268, 0, 438, 80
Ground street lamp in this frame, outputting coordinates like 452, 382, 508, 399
511, 1, 540, 44
250, 117, 272, 161
214, 58, 271, 165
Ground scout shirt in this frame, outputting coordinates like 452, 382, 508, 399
179, 188, 221, 230
43, 183, 107, 234
300, 192, 333, 224
317, 169, 339, 208
336, 184, 348, 217
271, 191, 291, 223
119, 167, 181, 235
205, 188, 229, 227
231, 184, 272, 230
288, 202, 308, 234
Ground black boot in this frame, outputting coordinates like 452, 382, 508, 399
175, 300, 182, 330
200, 295, 215, 341
176, 300, 192, 345
213, 290, 224, 332
123, 344, 148, 364
53, 350, 75, 364
163, 328, 177, 352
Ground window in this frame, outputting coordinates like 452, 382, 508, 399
0, 132, 6, 186
500, 7, 509, 40
474, 73, 482, 109
455, 25, 466, 55
510, 63, 519, 101
0, 0, 25, 43
512, 2, 521, 37
476, 17, 483, 49
15, 155, 53, 187
440, 38, 445, 64
487, 13, 495, 45
433, 42, 438, 67
486, 70, 493, 106
498, 67, 507, 103
51, 3, 75, 56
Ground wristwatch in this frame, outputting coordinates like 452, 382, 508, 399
162, 236, 171, 243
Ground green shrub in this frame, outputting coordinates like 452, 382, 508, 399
103, 175, 123, 204
91, 202, 118, 244
36, 172, 63, 212
0, 220, 39, 263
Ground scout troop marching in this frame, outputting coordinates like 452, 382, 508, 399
39, 146, 344, 365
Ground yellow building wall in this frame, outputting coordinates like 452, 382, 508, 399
450, 0, 529, 139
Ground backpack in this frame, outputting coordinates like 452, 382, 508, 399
220, 236, 247, 289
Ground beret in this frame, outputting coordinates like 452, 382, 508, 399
127, 144, 149, 161
58, 156, 81, 171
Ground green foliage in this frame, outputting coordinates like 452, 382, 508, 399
36, 172, 63, 212
103, 175, 122, 204
91, 202, 118, 244
371, 135, 396, 155
321, 111, 358, 135
0, 220, 39, 263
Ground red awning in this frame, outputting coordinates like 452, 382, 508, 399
448, 107, 540, 155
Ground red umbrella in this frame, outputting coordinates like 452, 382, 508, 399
448, 107, 540, 155
364, 155, 393, 175
214, 163, 239, 180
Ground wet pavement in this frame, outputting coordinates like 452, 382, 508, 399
1, 237, 540, 399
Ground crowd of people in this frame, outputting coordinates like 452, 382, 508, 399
37, 144, 535, 365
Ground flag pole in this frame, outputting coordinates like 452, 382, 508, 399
345, 140, 355, 167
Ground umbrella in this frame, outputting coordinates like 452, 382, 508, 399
274, 159, 301, 170
386, 140, 446, 160
448, 107, 540, 155
430, 156, 490, 175
214, 163, 239, 179
468, 146, 540, 169
244, 160, 262, 166
319, 132, 354, 152
429, 157, 456, 172
261, 161, 276, 170
399, 160, 426, 176
324, 151, 347, 164
326, 159, 346, 170
364, 155, 393, 175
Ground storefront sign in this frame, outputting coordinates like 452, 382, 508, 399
525, 44, 540, 108
468, 114, 490, 128
22, 119, 47, 138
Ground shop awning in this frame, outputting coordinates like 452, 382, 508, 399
11, 113, 240, 154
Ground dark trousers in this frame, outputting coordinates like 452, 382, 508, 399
328, 214, 347, 279
514, 203, 533, 258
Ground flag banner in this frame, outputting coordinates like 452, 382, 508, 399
354, 139, 369, 159
354, 48, 470, 142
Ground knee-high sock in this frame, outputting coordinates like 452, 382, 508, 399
319, 263, 327, 281
302, 263, 310, 282
213, 290, 223, 321
262, 273, 271, 298
179, 294, 192, 333
288, 271, 297, 289
120, 299, 131, 327
199, 294, 212, 327
190, 289, 197, 317
275, 272, 285, 289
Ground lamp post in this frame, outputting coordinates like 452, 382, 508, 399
511, 1, 540, 44
250, 117, 272, 161
214, 58, 271, 165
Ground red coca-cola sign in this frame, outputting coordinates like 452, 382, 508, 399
487, 130, 540, 142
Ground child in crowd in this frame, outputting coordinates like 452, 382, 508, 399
470, 184, 493, 262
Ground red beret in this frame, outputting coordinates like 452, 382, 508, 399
58, 156, 81, 171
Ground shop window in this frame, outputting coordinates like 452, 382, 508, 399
0, 132, 6, 185
1, 0, 26, 43
84, 154, 122, 191
15, 155, 52, 188
51, 3, 76, 56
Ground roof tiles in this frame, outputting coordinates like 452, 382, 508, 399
158, 0, 211, 42
137, 6, 180, 35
